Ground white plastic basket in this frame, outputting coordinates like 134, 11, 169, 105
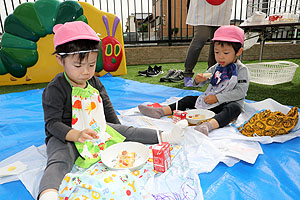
246, 61, 299, 85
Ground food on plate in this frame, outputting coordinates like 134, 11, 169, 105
114, 150, 136, 168
188, 114, 206, 120
203, 73, 213, 78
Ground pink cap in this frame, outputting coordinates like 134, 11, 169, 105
212, 25, 245, 45
53, 21, 100, 48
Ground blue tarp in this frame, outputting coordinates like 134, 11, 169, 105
0, 77, 299, 199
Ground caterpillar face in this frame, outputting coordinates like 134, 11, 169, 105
101, 15, 123, 73
102, 36, 123, 72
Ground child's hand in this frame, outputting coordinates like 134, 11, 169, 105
195, 73, 208, 85
77, 129, 99, 143
66, 128, 99, 143
204, 95, 218, 104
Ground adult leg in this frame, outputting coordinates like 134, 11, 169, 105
207, 26, 218, 68
184, 25, 211, 78
38, 137, 79, 199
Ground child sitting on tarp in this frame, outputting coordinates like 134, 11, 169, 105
38, 21, 187, 200
138, 25, 249, 136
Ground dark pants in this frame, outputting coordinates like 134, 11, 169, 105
38, 123, 158, 198
184, 25, 218, 77
169, 96, 242, 127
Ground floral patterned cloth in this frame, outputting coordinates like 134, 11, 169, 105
58, 145, 182, 199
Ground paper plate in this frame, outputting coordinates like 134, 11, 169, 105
101, 142, 150, 171
186, 109, 215, 125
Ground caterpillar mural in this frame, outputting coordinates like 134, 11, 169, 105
0, 0, 127, 86
101, 15, 123, 72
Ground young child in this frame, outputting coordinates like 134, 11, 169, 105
38, 21, 187, 200
139, 25, 249, 135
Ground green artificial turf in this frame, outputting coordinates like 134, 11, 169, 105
119, 59, 300, 108
0, 59, 299, 108
0, 82, 48, 94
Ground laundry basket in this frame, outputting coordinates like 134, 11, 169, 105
246, 61, 299, 85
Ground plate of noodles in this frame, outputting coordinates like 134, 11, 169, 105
101, 142, 150, 171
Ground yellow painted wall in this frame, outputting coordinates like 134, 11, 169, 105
79, 2, 127, 77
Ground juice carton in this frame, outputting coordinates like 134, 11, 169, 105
152, 142, 171, 173
172, 110, 187, 123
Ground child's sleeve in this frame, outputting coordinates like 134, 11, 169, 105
42, 84, 72, 143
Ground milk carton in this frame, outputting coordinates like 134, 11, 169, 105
152, 142, 171, 173
172, 110, 187, 123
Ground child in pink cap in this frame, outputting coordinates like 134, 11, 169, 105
38, 21, 187, 200
138, 25, 249, 135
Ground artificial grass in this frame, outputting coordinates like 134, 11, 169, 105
0, 59, 299, 108
0, 82, 48, 94
119, 59, 300, 108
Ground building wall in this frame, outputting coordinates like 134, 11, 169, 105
125, 43, 300, 65
153, 0, 193, 39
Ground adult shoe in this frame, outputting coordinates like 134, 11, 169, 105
160, 69, 176, 82
168, 70, 184, 82
138, 66, 153, 76
146, 65, 164, 77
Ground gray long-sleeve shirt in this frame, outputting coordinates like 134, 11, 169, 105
193, 60, 250, 109
42, 73, 120, 144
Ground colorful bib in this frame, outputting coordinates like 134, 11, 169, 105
65, 73, 125, 168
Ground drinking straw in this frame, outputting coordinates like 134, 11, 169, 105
156, 129, 161, 144
176, 101, 178, 111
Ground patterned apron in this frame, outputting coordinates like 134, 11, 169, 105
65, 73, 125, 168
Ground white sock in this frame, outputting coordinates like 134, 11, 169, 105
39, 191, 58, 200
161, 120, 188, 144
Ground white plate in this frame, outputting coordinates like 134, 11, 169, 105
101, 142, 150, 171
186, 109, 215, 125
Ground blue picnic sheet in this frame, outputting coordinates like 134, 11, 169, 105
0, 76, 299, 199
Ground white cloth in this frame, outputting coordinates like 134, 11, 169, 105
186, 0, 233, 26
119, 97, 300, 166
0, 144, 47, 199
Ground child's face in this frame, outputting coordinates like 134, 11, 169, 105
214, 42, 242, 67
56, 52, 98, 88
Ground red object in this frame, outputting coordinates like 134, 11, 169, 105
206, 0, 226, 6
269, 15, 283, 23
147, 103, 163, 108
72, 117, 78, 125
173, 110, 187, 123
102, 36, 123, 72
72, 100, 82, 109
152, 142, 171, 173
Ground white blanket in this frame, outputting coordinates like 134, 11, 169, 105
118, 98, 300, 167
